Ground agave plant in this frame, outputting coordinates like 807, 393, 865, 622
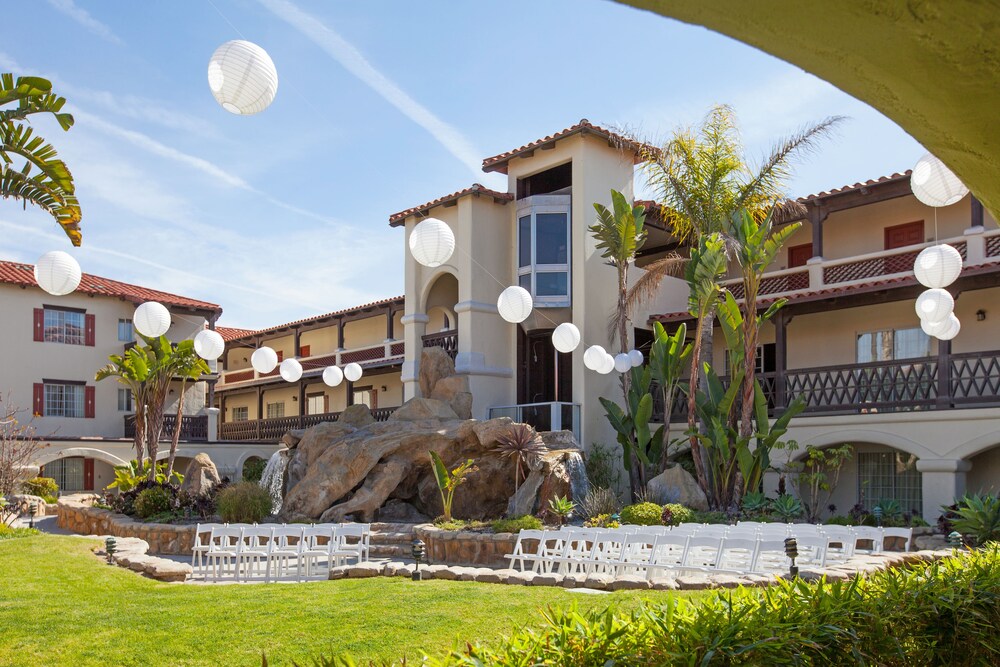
493, 424, 547, 491
951, 494, 1000, 546
771, 494, 804, 522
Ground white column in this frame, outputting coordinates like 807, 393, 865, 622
207, 407, 220, 442
401, 313, 429, 399
963, 225, 986, 266
916, 458, 971, 521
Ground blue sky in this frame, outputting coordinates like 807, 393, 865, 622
1, 0, 924, 329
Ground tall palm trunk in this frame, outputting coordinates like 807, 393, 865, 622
166, 380, 187, 478
739, 273, 760, 440
687, 316, 710, 498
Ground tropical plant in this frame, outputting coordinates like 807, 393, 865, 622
547, 495, 575, 527
241, 458, 266, 483
787, 444, 853, 523
874, 498, 904, 524
21, 476, 58, 503
96, 334, 210, 480
647, 320, 691, 471
216, 482, 273, 523
599, 364, 661, 501
583, 513, 621, 529
106, 459, 182, 493
660, 503, 694, 526
578, 487, 622, 520
583, 442, 623, 491
620, 501, 663, 526
951, 494, 1000, 546
429, 451, 478, 522
0, 74, 81, 245
493, 424, 546, 491
133, 486, 174, 520
771, 494, 804, 522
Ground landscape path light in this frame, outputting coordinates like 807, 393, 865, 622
343, 362, 363, 383
497, 286, 533, 324
411, 538, 426, 581
784, 537, 799, 579
250, 347, 279, 374
551, 323, 581, 353
279, 358, 302, 382
914, 244, 963, 289
134, 302, 171, 338
193, 329, 225, 361
34, 250, 81, 296
105, 536, 117, 564
408, 218, 455, 268
322, 366, 344, 387
910, 153, 969, 208
208, 40, 278, 115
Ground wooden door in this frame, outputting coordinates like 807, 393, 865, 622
884, 221, 924, 250
788, 243, 813, 268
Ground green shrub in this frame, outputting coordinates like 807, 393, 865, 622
0, 525, 39, 540
579, 487, 622, 519
952, 494, 1000, 545
660, 503, 694, 526
242, 458, 266, 483
584, 442, 622, 491
824, 515, 853, 526
216, 482, 273, 523
690, 510, 728, 524
21, 477, 59, 499
771, 494, 804, 522
433, 518, 489, 532
620, 502, 662, 526
133, 486, 174, 520
491, 515, 542, 533
583, 513, 620, 529
300, 546, 1000, 666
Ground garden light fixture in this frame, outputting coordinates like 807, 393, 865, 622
250, 346, 279, 374
279, 358, 303, 382
28, 501, 37, 529
105, 536, 117, 564
322, 365, 344, 387
411, 539, 426, 581
914, 244, 962, 289
948, 531, 964, 549
784, 537, 798, 579
873, 505, 883, 527
551, 323, 581, 353
343, 362, 363, 383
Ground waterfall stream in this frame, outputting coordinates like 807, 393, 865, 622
260, 449, 288, 514
563, 451, 590, 506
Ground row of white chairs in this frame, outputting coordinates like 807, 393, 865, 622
190, 523, 371, 582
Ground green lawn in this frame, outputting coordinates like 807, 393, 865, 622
0, 535, 691, 666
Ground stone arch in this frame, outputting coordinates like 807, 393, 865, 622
34, 447, 129, 468
237, 452, 268, 481
964, 441, 1000, 496
800, 429, 934, 461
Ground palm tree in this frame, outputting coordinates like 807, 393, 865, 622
165, 343, 212, 478
0, 74, 81, 246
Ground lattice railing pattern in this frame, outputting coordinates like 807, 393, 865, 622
727, 270, 810, 299
390, 342, 404, 356
222, 369, 254, 384
987, 235, 1000, 258
422, 330, 458, 360
824, 242, 966, 285
342, 346, 388, 364
950, 352, 1000, 404
219, 405, 398, 441
786, 359, 938, 412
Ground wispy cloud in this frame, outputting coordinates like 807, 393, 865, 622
46, 0, 122, 45
257, 0, 489, 182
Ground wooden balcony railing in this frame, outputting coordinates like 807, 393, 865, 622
422, 329, 458, 360
654, 350, 1000, 422
219, 340, 405, 387
124, 414, 208, 441
218, 406, 397, 441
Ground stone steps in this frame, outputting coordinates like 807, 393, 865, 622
368, 523, 418, 559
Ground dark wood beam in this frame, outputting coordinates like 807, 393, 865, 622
972, 195, 985, 228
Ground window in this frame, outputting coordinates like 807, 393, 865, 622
118, 319, 134, 342
231, 406, 249, 422
43, 457, 85, 492
44, 382, 84, 418
306, 393, 327, 415
857, 328, 931, 363
43, 308, 85, 345
300, 345, 311, 357
517, 195, 571, 307
266, 402, 285, 419
117, 388, 133, 412
857, 451, 922, 513
352, 387, 376, 409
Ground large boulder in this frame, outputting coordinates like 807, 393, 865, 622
647, 464, 709, 511
419, 346, 456, 397
389, 397, 459, 422
179, 453, 221, 497
429, 374, 473, 419
339, 404, 376, 428
507, 445, 590, 518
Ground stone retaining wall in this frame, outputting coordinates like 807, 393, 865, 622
57, 496, 195, 556
415, 524, 518, 567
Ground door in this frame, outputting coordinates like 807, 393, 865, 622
788, 243, 813, 268
884, 221, 924, 250
517, 329, 572, 429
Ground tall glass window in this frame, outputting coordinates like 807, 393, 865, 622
44, 383, 84, 418
43, 309, 85, 345
118, 319, 134, 342
516, 195, 571, 307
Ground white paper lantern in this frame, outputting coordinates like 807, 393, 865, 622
551, 323, 581, 353
344, 362, 363, 382
629, 349, 644, 367
250, 346, 279, 373
278, 358, 303, 382
133, 301, 171, 337
408, 218, 455, 268
598, 353, 616, 375
915, 288, 955, 322
34, 251, 82, 296
583, 345, 607, 371
613, 353, 632, 373
921, 314, 957, 338
207, 40, 278, 115
935, 315, 962, 340
497, 286, 533, 324
914, 244, 963, 289
193, 329, 225, 360
910, 153, 969, 208
322, 365, 344, 387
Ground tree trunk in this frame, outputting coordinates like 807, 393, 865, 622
687, 316, 710, 501
739, 277, 758, 440
659, 386, 673, 473
166, 381, 187, 479
145, 402, 164, 481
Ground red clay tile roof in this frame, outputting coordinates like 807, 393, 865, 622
388, 184, 512, 226
223, 295, 406, 341
0, 260, 222, 313
482, 119, 655, 174
215, 326, 256, 342
798, 171, 911, 201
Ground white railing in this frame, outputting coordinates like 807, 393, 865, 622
488, 402, 581, 440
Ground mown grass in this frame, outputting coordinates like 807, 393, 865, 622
0, 535, 693, 666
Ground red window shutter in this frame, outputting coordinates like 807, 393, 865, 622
33, 308, 44, 342
33, 383, 45, 416
300, 345, 311, 357
84, 385, 96, 418
84, 314, 96, 346
277, 350, 284, 362
83, 458, 95, 490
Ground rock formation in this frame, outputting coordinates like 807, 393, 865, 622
179, 453, 221, 497
507, 435, 590, 517
647, 463, 709, 511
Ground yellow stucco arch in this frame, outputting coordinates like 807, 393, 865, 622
799, 428, 933, 461
616, 1, 1000, 219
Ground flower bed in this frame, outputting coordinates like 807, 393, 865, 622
56, 495, 195, 555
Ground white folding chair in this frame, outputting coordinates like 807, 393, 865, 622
205, 526, 243, 581
793, 535, 830, 569
239, 526, 272, 581
682, 536, 723, 572
190, 523, 221, 574
298, 526, 336, 579
819, 525, 855, 560
504, 529, 545, 572
716, 537, 759, 573
549, 530, 598, 575
752, 539, 790, 574
852, 526, 883, 553
643, 534, 690, 579
585, 533, 627, 575
881, 527, 913, 552
330, 524, 369, 566
267, 525, 305, 581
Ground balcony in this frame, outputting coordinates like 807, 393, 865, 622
653, 349, 1000, 423
488, 402, 581, 441
123, 413, 208, 441
422, 329, 457, 360
218, 340, 405, 388
218, 407, 396, 441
